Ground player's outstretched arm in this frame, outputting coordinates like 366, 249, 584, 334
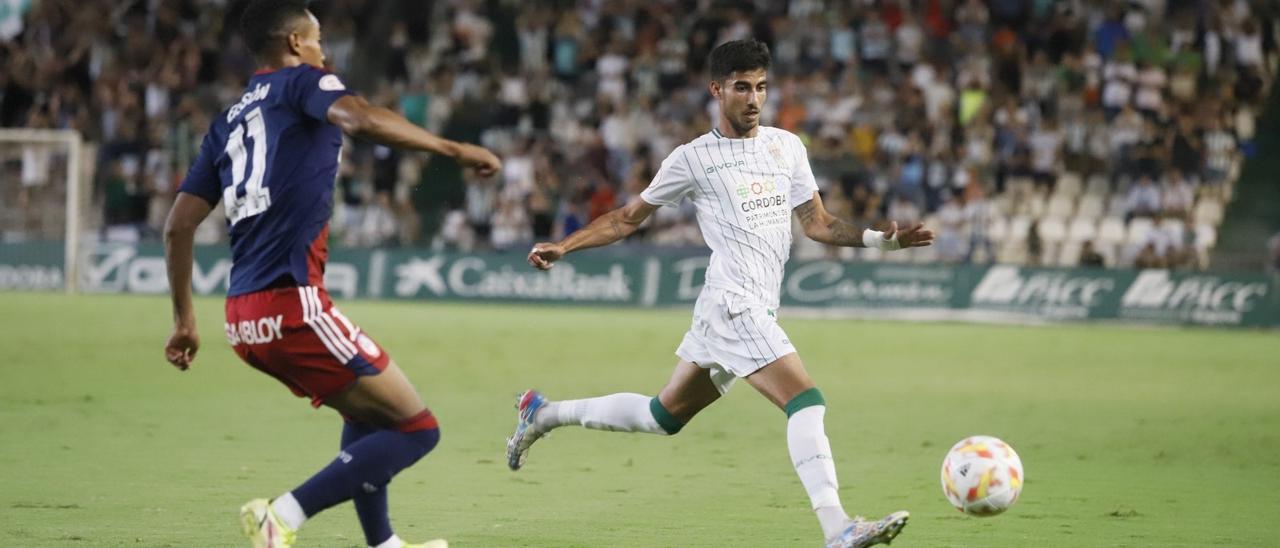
162, 193, 214, 370
528, 197, 659, 270
794, 191, 934, 249
327, 95, 502, 177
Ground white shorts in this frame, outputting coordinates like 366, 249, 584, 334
675, 288, 797, 394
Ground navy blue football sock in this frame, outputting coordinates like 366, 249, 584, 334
341, 421, 394, 547
291, 424, 440, 528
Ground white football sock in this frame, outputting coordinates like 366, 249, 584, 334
787, 405, 848, 539
534, 393, 669, 434
371, 534, 403, 548
271, 492, 308, 530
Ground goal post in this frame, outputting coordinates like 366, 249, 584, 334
0, 128, 87, 293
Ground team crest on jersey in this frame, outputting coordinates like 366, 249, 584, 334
319, 74, 346, 91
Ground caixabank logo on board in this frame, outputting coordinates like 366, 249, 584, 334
970, 265, 1117, 319
392, 256, 633, 302
1120, 270, 1269, 326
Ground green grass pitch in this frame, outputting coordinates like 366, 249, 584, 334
1, 292, 1278, 547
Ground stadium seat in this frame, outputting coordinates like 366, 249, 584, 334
1067, 217, 1098, 242
922, 214, 940, 232
1159, 217, 1187, 246
1085, 174, 1110, 196
1194, 222, 1218, 249
987, 216, 1010, 241
883, 246, 910, 263
1097, 217, 1126, 246
997, 241, 1028, 265
1126, 217, 1156, 246
1075, 194, 1105, 220
1105, 192, 1129, 218
1008, 215, 1032, 242
1020, 192, 1048, 218
1038, 217, 1067, 243
1045, 193, 1076, 219
1193, 199, 1224, 225
912, 245, 939, 263
1057, 241, 1082, 266
1007, 176, 1035, 195
1056, 172, 1083, 197
990, 193, 1015, 217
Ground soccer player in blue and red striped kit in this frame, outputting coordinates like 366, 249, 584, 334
161, 2, 501, 547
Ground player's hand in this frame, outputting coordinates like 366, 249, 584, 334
456, 143, 502, 177
165, 324, 200, 371
885, 221, 935, 248
528, 242, 565, 271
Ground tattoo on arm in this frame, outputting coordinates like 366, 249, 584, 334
795, 201, 817, 227
827, 218, 865, 247
797, 200, 863, 246
560, 207, 638, 253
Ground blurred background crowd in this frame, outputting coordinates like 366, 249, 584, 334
2, 0, 1278, 270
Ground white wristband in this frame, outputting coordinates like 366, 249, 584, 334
862, 229, 901, 251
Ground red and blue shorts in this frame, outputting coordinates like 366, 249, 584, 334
224, 285, 390, 407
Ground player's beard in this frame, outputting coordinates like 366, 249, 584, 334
730, 110, 760, 136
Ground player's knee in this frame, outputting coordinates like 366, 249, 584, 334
783, 387, 825, 418
410, 426, 440, 457
397, 410, 441, 455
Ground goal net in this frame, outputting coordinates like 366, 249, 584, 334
0, 129, 87, 293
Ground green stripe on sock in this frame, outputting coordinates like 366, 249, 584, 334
784, 387, 826, 417
649, 397, 684, 435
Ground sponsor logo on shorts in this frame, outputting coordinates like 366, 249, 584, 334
356, 334, 381, 358
225, 315, 284, 346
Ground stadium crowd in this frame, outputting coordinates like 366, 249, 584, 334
2, 0, 1277, 269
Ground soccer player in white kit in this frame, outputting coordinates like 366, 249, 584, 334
508, 40, 934, 548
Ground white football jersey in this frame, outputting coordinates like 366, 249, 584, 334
641, 126, 818, 309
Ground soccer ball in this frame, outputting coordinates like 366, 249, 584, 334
940, 435, 1024, 516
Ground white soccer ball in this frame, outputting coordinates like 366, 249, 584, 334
940, 435, 1024, 516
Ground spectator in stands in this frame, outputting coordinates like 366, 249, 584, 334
1078, 241, 1106, 268
934, 193, 966, 263
1026, 220, 1043, 267
491, 195, 531, 251
1202, 116, 1237, 185
1161, 170, 1195, 218
1125, 175, 1162, 221
1134, 242, 1166, 269
1028, 117, 1062, 187
887, 195, 921, 226
1, 0, 1270, 273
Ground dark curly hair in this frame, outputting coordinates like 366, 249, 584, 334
708, 39, 772, 81
239, 0, 311, 57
